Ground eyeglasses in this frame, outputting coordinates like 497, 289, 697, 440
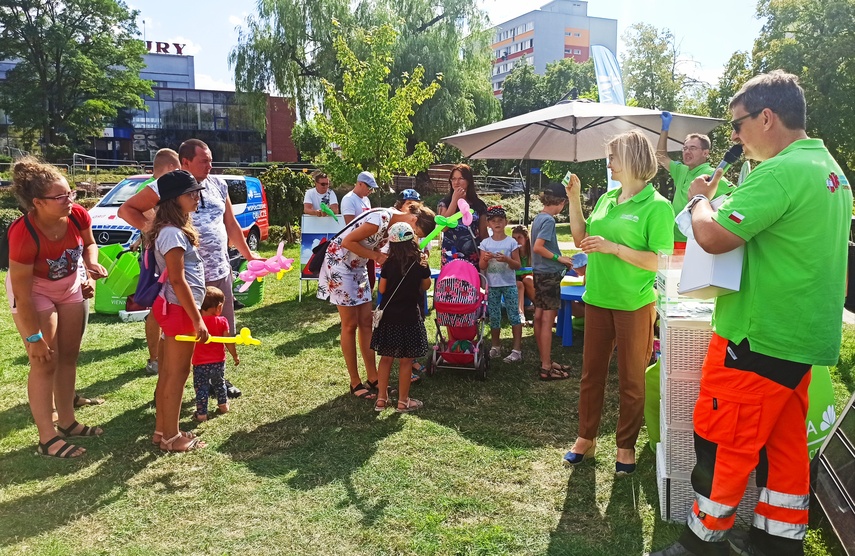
317, 181, 330, 186
730, 109, 763, 133
41, 191, 76, 202
186, 190, 201, 198
682, 145, 702, 152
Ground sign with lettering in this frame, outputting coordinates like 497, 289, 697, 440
144, 41, 186, 55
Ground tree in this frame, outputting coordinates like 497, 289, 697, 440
500, 60, 547, 118
229, 0, 498, 146
621, 23, 707, 111
0, 0, 151, 159
313, 23, 440, 187
751, 0, 855, 174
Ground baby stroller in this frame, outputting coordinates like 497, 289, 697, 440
425, 259, 490, 380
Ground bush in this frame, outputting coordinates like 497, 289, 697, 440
267, 225, 287, 244
0, 207, 22, 269
259, 165, 312, 243
0, 187, 19, 209
76, 197, 99, 209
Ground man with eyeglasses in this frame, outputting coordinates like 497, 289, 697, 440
656, 122, 731, 247
648, 72, 852, 556
303, 170, 339, 216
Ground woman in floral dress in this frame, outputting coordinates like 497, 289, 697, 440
318, 205, 436, 400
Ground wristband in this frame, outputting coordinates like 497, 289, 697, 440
552, 253, 559, 262
687, 194, 709, 213
26, 331, 43, 343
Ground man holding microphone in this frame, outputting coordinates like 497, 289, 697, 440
649, 72, 852, 556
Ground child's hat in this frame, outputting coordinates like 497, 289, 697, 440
486, 205, 506, 219
400, 188, 421, 201
157, 170, 204, 204
542, 182, 568, 199
388, 222, 415, 243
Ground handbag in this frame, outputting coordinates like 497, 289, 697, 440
133, 247, 168, 308
373, 261, 416, 330
302, 209, 384, 277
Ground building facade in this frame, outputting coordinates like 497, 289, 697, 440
489, 0, 617, 97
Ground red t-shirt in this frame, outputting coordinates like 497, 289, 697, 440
7, 204, 91, 280
192, 315, 230, 365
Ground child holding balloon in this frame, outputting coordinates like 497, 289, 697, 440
192, 286, 239, 421
150, 170, 209, 451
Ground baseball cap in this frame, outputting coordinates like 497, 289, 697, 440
357, 171, 378, 189
157, 170, 204, 204
486, 205, 506, 219
542, 182, 568, 199
400, 188, 421, 201
388, 222, 415, 243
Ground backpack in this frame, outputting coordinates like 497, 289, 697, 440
132, 246, 168, 308
20, 211, 83, 257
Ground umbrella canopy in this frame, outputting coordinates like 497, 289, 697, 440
443, 99, 724, 162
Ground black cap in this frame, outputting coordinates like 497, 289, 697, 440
157, 170, 204, 204
542, 182, 568, 199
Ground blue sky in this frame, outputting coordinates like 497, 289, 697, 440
129, 0, 764, 91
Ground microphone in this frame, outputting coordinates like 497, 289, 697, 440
706, 144, 743, 181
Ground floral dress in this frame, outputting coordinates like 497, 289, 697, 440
317, 209, 392, 306
437, 200, 485, 267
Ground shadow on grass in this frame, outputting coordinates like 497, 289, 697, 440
0, 368, 142, 439
219, 395, 404, 526
0, 403, 159, 546
10, 338, 146, 367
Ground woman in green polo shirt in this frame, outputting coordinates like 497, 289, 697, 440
562, 130, 674, 475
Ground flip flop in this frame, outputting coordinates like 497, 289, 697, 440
74, 394, 105, 407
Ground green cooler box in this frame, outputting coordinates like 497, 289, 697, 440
95, 245, 140, 314
232, 260, 264, 307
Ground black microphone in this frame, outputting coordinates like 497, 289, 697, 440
706, 144, 743, 182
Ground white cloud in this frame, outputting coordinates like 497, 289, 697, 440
228, 14, 244, 26
163, 36, 202, 56
195, 73, 235, 91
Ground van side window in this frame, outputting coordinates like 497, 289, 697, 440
227, 179, 247, 205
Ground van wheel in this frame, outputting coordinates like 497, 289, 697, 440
247, 228, 260, 251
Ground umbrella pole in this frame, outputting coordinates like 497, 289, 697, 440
523, 160, 531, 226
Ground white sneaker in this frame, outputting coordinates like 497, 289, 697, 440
145, 360, 158, 375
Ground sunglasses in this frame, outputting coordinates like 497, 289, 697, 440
317, 181, 330, 186
41, 191, 76, 202
730, 109, 763, 133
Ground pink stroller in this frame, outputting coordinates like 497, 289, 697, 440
425, 259, 490, 380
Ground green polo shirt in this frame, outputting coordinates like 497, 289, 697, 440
670, 160, 732, 242
712, 139, 852, 365
583, 184, 675, 311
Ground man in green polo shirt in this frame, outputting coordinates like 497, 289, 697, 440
648, 72, 852, 556
656, 117, 731, 244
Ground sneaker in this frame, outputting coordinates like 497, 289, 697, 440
728, 529, 765, 556
225, 379, 242, 399
145, 360, 158, 375
645, 541, 697, 556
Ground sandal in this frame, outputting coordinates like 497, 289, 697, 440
396, 398, 424, 413
192, 412, 208, 422
366, 380, 397, 398
37, 435, 85, 458
410, 372, 421, 385
74, 394, 105, 407
56, 420, 103, 438
350, 383, 377, 400
551, 362, 572, 372
503, 350, 522, 363
412, 361, 426, 374
374, 398, 389, 412
538, 367, 571, 381
151, 430, 197, 446
160, 432, 205, 452
489, 346, 501, 358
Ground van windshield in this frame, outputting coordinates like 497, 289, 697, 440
99, 177, 153, 207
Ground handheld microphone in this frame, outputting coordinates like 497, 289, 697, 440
706, 144, 743, 182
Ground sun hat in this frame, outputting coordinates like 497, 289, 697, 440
157, 170, 204, 204
357, 171, 378, 189
388, 222, 415, 243
400, 188, 421, 201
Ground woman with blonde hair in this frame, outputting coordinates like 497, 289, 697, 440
562, 130, 674, 474
5, 157, 107, 457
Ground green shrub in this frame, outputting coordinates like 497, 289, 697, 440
76, 197, 99, 209
259, 165, 312, 243
267, 225, 287, 244
0, 188, 19, 209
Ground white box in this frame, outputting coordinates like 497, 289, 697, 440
119, 309, 149, 322
678, 196, 744, 299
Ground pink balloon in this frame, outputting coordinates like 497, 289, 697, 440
458, 198, 473, 226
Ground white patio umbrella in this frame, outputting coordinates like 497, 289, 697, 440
443, 99, 724, 162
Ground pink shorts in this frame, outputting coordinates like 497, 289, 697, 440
6, 272, 82, 314
152, 296, 195, 337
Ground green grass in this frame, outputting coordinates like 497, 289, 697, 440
0, 235, 849, 555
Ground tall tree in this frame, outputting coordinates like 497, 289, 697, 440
500, 59, 546, 119
752, 0, 855, 174
313, 23, 440, 187
229, 0, 498, 146
620, 23, 707, 111
0, 0, 150, 159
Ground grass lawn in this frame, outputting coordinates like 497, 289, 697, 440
0, 229, 851, 555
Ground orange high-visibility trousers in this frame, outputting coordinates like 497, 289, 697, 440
678, 334, 811, 556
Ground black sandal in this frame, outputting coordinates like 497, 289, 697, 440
539, 368, 571, 381
56, 420, 103, 438
366, 380, 397, 398
350, 383, 377, 400
37, 436, 85, 458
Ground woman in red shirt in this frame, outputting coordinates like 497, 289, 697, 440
5, 157, 107, 458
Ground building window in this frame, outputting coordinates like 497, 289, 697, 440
574, 49, 582, 55
574, 32, 581, 37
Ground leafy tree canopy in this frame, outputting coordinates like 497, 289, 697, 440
313, 23, 440, 187
0, 0, 151, 159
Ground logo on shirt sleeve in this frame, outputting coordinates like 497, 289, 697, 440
728, 211, 745, 225
827, 173, 840, 193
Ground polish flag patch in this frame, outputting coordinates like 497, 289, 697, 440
728, 211, 745, 224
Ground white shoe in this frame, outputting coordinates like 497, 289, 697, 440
145, 360, 158, 375
503, 350, 522, 363
489, 347, 501, 358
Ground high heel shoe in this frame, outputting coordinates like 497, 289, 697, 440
563, 439, 596, 466
615, 448, 636, 476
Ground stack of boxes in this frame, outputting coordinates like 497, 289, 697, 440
655, 252, 759, 523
